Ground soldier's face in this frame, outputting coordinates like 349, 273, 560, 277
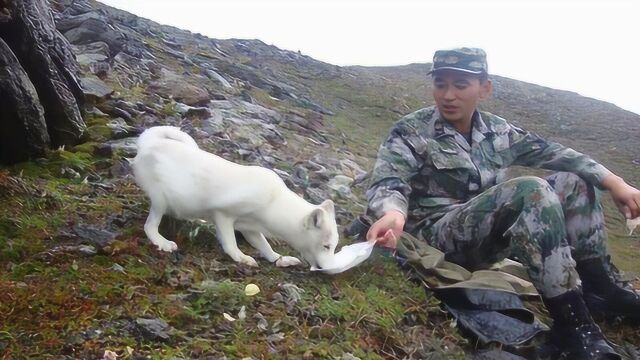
432, 71, 492, 124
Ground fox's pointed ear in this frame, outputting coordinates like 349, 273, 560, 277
319, 199, 334, 214
305, 208, 324, 229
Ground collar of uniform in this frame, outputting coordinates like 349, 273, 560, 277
432, 111, 470, 151
474, 111, 490, 134
432, 110, 486, 135
431, 109, 456, 139
471, 111, 488, 144
432, 109, 488, 147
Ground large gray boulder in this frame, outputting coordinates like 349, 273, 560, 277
0, 0, 86, 163
0, 38, 50, 163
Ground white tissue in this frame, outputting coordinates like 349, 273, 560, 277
310, 241, 376, 274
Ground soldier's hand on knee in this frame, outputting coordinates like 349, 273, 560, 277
367, 210, 405, 249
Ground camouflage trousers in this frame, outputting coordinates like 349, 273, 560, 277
419, 173, 607, 298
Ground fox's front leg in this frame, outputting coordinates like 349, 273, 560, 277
241, 230, 301, 267
213, 214, 258, 267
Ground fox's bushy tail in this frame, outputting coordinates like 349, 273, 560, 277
136, 126, 198, 151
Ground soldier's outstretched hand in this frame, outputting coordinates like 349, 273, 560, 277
366, 210, 405, 249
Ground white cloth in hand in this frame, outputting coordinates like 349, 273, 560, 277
310, 241, 376, 274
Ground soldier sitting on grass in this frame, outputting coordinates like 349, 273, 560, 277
365, 47, 640, 359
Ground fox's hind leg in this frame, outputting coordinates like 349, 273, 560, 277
144, 205, 178, 252
213, 214, 258, 267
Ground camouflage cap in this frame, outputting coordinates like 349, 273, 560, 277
428, 47, 488, 75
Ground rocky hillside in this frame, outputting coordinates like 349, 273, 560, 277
1, 0, 639, 358
60, 0, 640, 240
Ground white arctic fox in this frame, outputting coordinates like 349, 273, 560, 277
132, 126, 339, 268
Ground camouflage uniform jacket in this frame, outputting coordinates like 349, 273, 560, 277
366, 106, 612, 228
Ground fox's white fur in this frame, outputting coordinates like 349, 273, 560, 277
132, 126, 339, 268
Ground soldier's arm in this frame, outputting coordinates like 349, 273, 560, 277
507, 125, 640, 219
366, 122, 419, 220
366, 122, 420, 247
507, 125, 612, 188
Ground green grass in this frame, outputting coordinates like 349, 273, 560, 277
0, 160, 467, 358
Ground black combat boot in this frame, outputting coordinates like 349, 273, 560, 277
543, 290, 620, 359
576, 257, 640, 321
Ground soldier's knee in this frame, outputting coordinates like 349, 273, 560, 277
508, 176, 560, 205
508, 176, 550, 191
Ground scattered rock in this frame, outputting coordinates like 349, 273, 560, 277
175, 103, 211, 118
135, 318, 172, 342
104, 137, 138, 157
291, 166, 310, 187
38, 244, 97, 258
109, 159, 132, 177
339, 158, 367, 179
165, 268, 193, 288
60, 11, 124, 55
106, 118, 141, 139
72, 223, 118, 249
279, 283, 304, 304
76, 52, 108, 67
109, 263, 125, 273
73, 41, 111, 58
254, 313, 269, 332
327, 175, 354, 198
304, 187, 328, 205
80, 76, 113, 100
148, 69, 210, 106
204, 68, 233, 89
209, 100, 235, 110
266, 332, 285, 343
201, 112, 226, 136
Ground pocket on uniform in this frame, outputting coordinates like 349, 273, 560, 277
492, 132, 511, 152
427, 140, 474, 171
406, 134, 428, 155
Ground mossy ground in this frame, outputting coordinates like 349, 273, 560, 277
0, 156, 467, 358
2, 79, 640, 358
2, 128, 638, 359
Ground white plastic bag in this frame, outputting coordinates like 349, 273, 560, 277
310, 240, 376, 274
